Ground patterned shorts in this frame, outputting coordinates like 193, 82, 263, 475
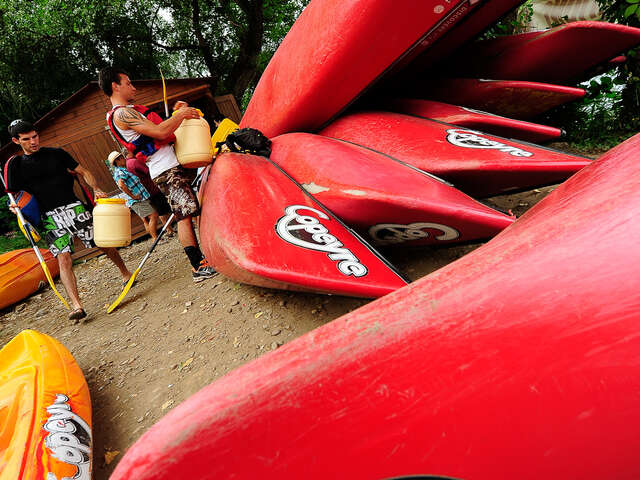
42, 201, 95, 256
153, 166, 200, 221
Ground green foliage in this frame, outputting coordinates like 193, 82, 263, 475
0, 231, 35, 254
592, 0, 640, 133
542, 73, 637, 150
0, 194, 48, 252
482, 0, 534, 38
0, 195, 15, 235
0, 0, 309, 145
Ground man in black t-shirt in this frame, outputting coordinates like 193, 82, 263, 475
7, 119, 131, 321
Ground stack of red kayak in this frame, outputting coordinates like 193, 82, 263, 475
108, 2, 640, 478
113, 126, 640, 480
198, 0, 640, 297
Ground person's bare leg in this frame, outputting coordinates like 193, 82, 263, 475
148, 212, 159, 240
161, 214, 175, 234
101, 247, 132, 282
140, 216, 151, 237
57, 252, 82, 310
177, 216, 197, 247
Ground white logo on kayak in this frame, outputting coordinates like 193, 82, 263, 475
369, 222, 460, 245
446, 128, 533, 157
44, 394, 92, 480
276, 205, 368, 277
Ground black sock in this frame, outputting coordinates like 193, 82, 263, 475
184, 246, 203, 269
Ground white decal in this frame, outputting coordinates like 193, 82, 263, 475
446, 128, 533, 157
44, 394, 92, 480
276, 205, 368, 277
369, 222, 460, 245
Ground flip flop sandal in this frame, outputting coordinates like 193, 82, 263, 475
68, 308, 87, 321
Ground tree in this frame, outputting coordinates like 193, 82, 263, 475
0, 0, 309, 145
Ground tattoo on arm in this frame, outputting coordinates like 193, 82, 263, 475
115, 108, 145, 128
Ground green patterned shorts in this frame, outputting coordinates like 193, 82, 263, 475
42, 201, 95, 256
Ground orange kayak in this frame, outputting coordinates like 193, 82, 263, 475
0, 249, 59, 310
0, 330, 92, 480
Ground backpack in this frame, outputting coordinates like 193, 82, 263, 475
107, 105, 175, 162
218, 128, 271, 157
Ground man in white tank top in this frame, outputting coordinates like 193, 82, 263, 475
98, 67, 216, 282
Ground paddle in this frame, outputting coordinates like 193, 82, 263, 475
107, 212, 175, 313
160, 69, 169, 118
0, 177, 70, 310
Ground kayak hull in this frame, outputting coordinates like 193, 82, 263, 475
271, 132, 515, 246
0, 248, 59, 310
111, 132, 640, 480
423, 78, 585, 119
241, 0, 522, 137
0, 330, 92, 480
384, 98, 563, 143
319, 111, 591, 197
198, 153, 409, 298
443, 21, 640, 83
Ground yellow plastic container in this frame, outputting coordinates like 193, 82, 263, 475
93, 198, 131, 247
174, 116, 213, 168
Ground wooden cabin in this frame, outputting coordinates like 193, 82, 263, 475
0, 78, 241, 259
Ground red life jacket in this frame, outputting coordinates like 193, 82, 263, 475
107, 105, 175, 162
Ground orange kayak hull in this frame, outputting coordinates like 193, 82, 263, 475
0, 249, 59, 310
0, 330, 92, 480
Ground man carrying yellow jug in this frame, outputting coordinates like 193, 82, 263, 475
98, 67, 216, 282
6, 120, 132, 321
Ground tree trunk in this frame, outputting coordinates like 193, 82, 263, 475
229, 0, 264, 102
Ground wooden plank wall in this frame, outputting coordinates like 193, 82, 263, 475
214, 94, 242, 123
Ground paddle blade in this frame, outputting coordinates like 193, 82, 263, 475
41, 260, 70, 309
160, 69, 169, 118
107, 269, 139, 313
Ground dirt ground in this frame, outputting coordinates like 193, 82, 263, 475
0, 146, 597, 478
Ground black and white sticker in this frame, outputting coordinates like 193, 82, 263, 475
44, 394, 92, 480
369, 222, 459, 245
446, 128, 533, 157
276, 205, 368, 277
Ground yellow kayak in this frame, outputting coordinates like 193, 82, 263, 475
0, 330, 92, 480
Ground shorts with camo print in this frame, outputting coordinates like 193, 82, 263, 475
153, 165, 200, 221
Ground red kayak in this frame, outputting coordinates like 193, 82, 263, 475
384, 0, 527, 85
241, 0, 524, 138
270, 133, 515, 246
383, 98, 563, 143
423, 78, 585, 119
319, 111, 591, 197
442, 21, 640, 83
110, 133, 640, 480
197, 153, 409, 298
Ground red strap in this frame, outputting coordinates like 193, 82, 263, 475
2, 155, 18, 193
